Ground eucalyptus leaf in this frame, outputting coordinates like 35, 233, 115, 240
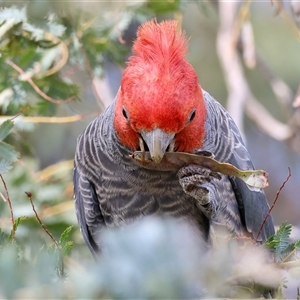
0, 141, 19, 163
131, 151, 269, 189
0, 120, 13, 141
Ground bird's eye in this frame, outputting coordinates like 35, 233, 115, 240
122, 107, 129, 121
188, 109, 196, 123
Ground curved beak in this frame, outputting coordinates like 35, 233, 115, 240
140, 128, 175, 164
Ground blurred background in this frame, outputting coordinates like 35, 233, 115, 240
0, 0, 299, 298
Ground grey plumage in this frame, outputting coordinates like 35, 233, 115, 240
74, 90, 275, 256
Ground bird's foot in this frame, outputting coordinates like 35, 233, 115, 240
178, 165, 221, 215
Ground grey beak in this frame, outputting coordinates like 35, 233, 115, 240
140, 128, 175, 163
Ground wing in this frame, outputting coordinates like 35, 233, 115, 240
202, 91, 275, 242
73, 165, 104, 257
227, 123, 275, 242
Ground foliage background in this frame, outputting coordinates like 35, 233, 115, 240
0, 0, 299, 298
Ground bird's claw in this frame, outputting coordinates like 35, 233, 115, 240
178, 164, 221, 182
177, 164, 221, 206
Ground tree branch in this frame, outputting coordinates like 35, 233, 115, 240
255, 168, 291, 242
216, 0, 293, 143
5, 59, 75, 104
0, 174, 15, 238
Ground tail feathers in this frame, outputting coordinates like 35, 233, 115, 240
73, 166, 101, 257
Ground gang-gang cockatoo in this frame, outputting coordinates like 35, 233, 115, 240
74, 20, 274, 256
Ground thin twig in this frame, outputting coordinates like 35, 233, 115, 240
0, 110, 101, 124
255, 167, 292, 242
273, 0, 300, 42
25, 191, 66, 278
281, 246, 298, 264
0, 174, 15, 238
279, 259, 300, 269
41, 32, 69, 77
0, 190, 7, 202
25, 191, 59, 248
10, 107, 30, 121
5, 59, 74, 104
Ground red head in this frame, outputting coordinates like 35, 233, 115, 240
114, 19, 207, 162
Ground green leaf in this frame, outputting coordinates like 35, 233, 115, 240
264, 236, 279, 249
61, 241, 73, 256
19, 47, 39, 68
59, 226, 73, 244
279, 238, 300, 262
0, 141, 19, 163
12, 216, 27, 234
268, 222, 293, 262
0, 158, 13, 174
0, 120, 14, 141
59, 226, 74, 256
